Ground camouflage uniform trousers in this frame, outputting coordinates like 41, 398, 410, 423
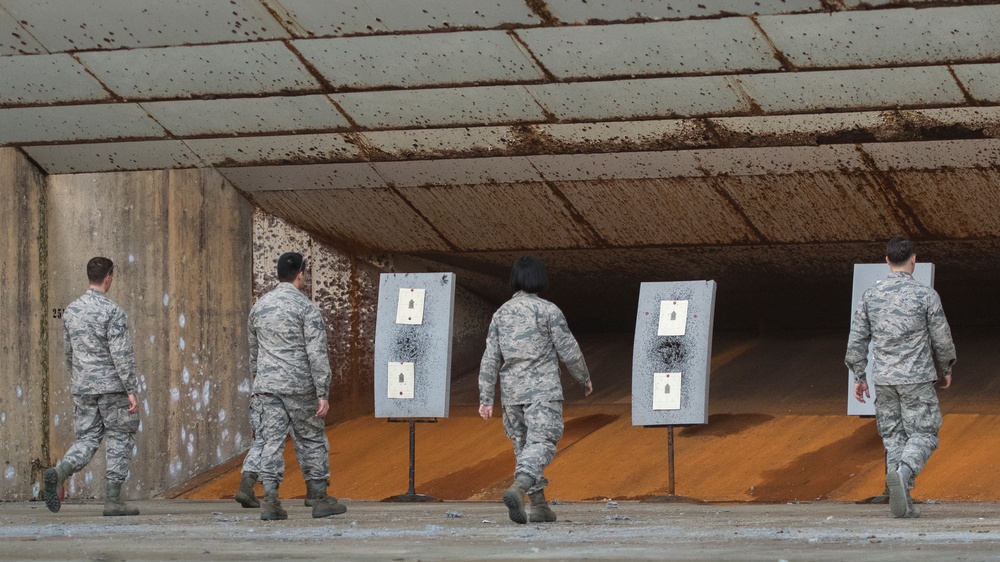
502, 400, 564, 494
242, 393, 305, 475
257, 392, 330, 485
61, 393, 140, 483
875, 381, 942, 487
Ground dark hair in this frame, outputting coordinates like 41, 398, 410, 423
277, 252, 306, 282
510, 255, 548, 294
886, 236, 915, 266
87, 257, 114, 284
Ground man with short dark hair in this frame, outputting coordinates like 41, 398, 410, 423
248, 252, 346, 520
45, 257, 141, 516
846, 236, 956, 518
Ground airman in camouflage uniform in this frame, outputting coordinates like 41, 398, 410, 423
248, 252, 346, 520
846, 236, 956, 519
479, 256, 593, 524
44, 257, 141, 517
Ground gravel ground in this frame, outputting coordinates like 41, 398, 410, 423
2, 499, 999, 561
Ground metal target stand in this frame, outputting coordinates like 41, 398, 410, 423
382, 418, 440, 502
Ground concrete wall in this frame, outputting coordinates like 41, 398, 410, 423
46, 169, 254, 500
0, 148, 48, 500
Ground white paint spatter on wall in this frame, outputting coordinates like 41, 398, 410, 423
187, 441, 194, 457
1, 412, 5, 423
182, 367, 190, 385
170, 388, 180, 402
179, 337, 186, 351
238, 379, 251, 394
235, 432, 243, 448
163, 293, 170, 307
149, 335, 155, 344
4, 467, 14, 480
128, 254, 135, 263
69, 479, 76, 495
179, 313, 186, 328
181, 427, 187, 442
53, 414, 60, 427
132, 445, 138, 457
202, 381, 211, 407
221, 428, 229, 441
217, 445, 223, 460
15, 385, 22, 399
143, 398, 150, 416
218, 409, 227, 422
84, 471, 93, 484
138, 419, 143, 433
191, 388, 200, 403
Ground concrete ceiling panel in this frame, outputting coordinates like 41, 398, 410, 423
517, 19, 780, 79
249, 188, 452, 251
333, 86, 546, 129
24, 140, 201, 173
544, 0, 822, 23
77, 42, 320, 100
372, 157, 542, 187
695, 145, 866, 176
861, 139, 1000, 171
0, 103, 165, 144
952, 63, 1000, 104
709, 113, 890, 144
0, 9, 42, 56
268, 0, 540, 37
0, 54, 110, 105
219, 163, 385, 192
529, 152, 704, 181
295, 31, 544, 89
183, 134, 363, 166
0, 0, 287, 51
738, 67, 966, 114
399, 182, 596, 250
141, 95, 349, 136
884, 168, 1000, 238
714, 173, 907, 243
361, 127, 518, 160
555, 177, 758, 246
529, 76, 747, 121
758, 6, 1000, 68
537, 120, 711, 151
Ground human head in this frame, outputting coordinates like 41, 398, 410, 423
87, 257, 114, 284
510, 255, 548, 294
277, 252, 306, 283
885, 236, 916, 267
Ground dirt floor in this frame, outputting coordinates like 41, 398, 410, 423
3, 499, 1000, 561
181, 331, 1000, 504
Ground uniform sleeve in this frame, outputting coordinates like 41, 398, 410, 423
247, 311, 259, 381
303, 304, 332, 399
844, 298, 872, 383
926, 292, 957, 375
550, 308, 590, 385
108, 308, 138, 395
63, 320, 73, 375
478, 318, 501, 406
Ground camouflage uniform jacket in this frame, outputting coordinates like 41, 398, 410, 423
479, 291, 590, 406
63, 288, 138, 396
249, 282, 331, 398
845, 271, 956, 385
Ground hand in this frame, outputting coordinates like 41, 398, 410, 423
127, 394, 139, 414
479, 404, 493, 420
853, 382, 870, 403
316, 398, 329, 418
583, 380, 593, 397
939, 374, 952, 389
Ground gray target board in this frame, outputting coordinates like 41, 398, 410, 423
374, 272, 455, 419
632, 280, 716, 426
846, 263, 935, 416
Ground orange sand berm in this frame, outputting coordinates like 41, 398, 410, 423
182, 331, 1000, 503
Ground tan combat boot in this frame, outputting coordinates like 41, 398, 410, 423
234, 471, 260, 508
307, 480, 348, 518
43, 462, 72, 513
528, 490, 557, 523
503, 474, 533, 524
103, 482, 140, 516
260, 482, 287, 521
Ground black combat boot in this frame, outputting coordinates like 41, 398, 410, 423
103, 482, 140, 516
260, 482, 287, 521
503, 474, 533, 524
306, 480, 348, 518
43, 462, 72, 513
528, 489, 557, 523
235, 471, 260, 508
